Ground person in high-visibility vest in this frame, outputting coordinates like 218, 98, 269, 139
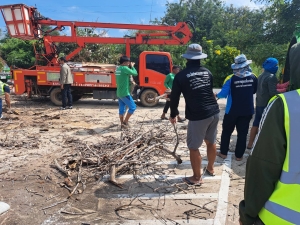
239, 42, 300, 224
0, 81, 11, 119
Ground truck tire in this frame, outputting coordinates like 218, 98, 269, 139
140, 89, 158, 107
50, 88, 62, 106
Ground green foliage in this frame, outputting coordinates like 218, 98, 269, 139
0, 61, 3, 71
57, 28, 122, 64
246, 43, 288, 66
0, 38, 35, 68
0, 0, 296, 80
249, 63, 263, 77
201, 38, 240, 87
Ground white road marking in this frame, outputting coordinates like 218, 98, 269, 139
214, 157, 232, 225
103, 193, 219, 200
102, 174, 221, 181
110, 219, 214, 225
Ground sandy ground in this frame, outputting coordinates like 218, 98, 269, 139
0, 95, 249, 225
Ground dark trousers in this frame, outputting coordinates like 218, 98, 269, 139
163, 95, 179, 115
220, 114, 252, 158
61, 84, 72, 108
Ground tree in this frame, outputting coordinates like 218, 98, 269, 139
162, 0, 225, 43
0, 37, 35, 68
57, 28, 122, 64
263, 0, 300, 44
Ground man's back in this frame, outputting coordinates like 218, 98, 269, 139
256, 70, 278, 107
60, 63, 73, 84
171, 60, 219, 120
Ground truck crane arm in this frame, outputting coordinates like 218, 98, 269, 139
0, 4, 194, 66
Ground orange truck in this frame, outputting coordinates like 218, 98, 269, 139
0, 4, 193, 106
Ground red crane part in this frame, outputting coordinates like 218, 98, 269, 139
0, 4, 193, 65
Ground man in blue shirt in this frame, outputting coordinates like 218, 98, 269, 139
216, 54, 257, 161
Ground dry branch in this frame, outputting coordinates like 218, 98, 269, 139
52, 123, 184, 193
54, 159, 69, 177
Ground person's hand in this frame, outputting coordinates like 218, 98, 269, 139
130, 62, 135, 67
169, 117, 176, 124
214, 92, 218, 99
61, 84, 64, 89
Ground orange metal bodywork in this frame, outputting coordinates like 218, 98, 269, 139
0, 4, 192, 103
13, 51, 173, 97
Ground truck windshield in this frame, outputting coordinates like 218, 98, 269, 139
146, 54, 170, 75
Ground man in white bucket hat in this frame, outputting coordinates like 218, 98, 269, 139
170, 43, 220, 185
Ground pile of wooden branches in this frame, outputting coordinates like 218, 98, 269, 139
53, 123, 183, 196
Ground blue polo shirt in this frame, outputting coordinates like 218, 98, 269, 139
217, 74, 257, 116
4, 86, 10, 93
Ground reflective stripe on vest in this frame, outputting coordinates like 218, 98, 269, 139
259, 89, 300, 225
0, 82, 5, 96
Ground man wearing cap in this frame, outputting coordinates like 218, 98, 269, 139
170, 43, 220, 185
116, 55, 138, 128
247, 58, 279, 149
59, 57, 73, 110
216, 54, 257, 161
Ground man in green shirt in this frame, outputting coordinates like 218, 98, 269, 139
239, 42, 300, 224
161, 66, 185, 122
116, 56, 138, 128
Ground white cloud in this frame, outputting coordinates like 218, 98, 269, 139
119, 29, 129, 33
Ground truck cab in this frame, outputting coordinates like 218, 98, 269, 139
134, 51, 172, 107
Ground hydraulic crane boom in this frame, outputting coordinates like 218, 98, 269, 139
0, 4, 194, 66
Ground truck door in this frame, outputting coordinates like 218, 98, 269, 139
139, 52, 172, 96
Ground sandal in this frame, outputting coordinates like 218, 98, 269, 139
203, 167, 215, 176
235, 157, 243, 161
217, 152, 227, 159
182, 177, 203, 186
177, 118, 186, 123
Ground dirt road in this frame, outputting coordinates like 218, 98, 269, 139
0, 96, 247, 225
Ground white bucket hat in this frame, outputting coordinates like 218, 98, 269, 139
182, 44, 207, 60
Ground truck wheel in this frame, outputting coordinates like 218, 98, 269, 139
140, 89, 158, 107
50, 88, 62, 106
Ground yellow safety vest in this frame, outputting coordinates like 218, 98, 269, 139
0, 81, 8, 96
259, 89, 300, 225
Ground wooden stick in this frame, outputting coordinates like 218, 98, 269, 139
41, 199, 68, 210
172, 123, 179, 154
54, 159, 69, 177
161, 147, 182, 164
61, 210, 96, 215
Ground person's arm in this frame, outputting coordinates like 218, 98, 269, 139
60, 66, 68, 85
216, 79, 231, 99
123, 66, 138, 76
253, 76, 258, 94
239, 98, 286, 225
164, 74, 171, 89
169, 76, 182, 119
268, 75, 279, 97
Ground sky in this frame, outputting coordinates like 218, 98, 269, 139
0, 0, 263, 38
